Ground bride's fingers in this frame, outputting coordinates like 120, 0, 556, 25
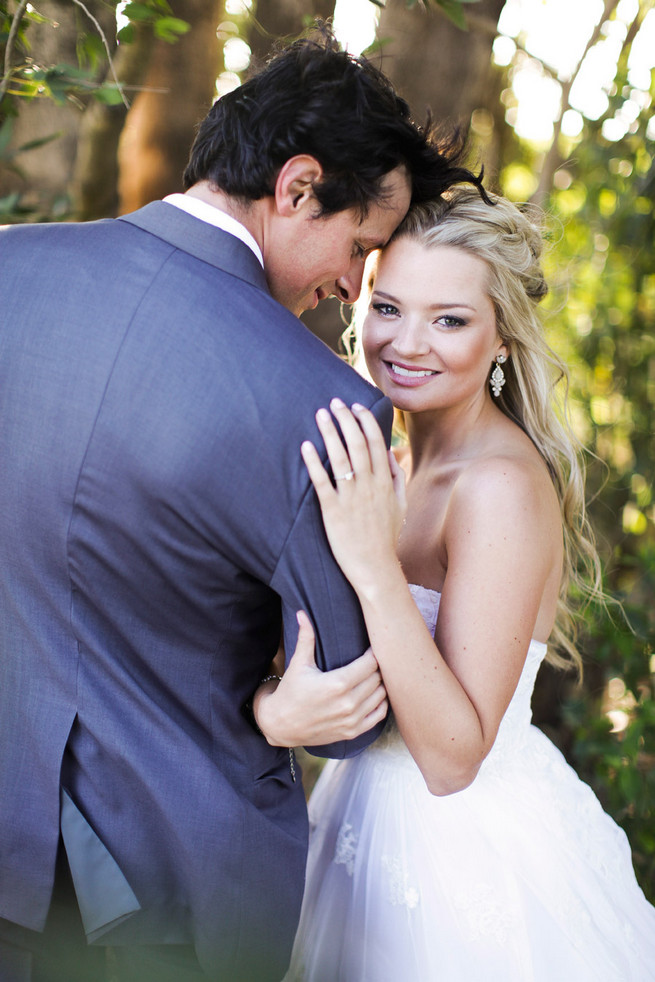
327, 398, 373, 475
344, 678, 388, 734
351, 403, 391, 476
300, 440, 336, 504
361, 697, 389, 731
310, 401, 389, 492
333, 677, 388, 738
349, 671, 388, 714
314, 406, 358, 483
359, 687, 389, 726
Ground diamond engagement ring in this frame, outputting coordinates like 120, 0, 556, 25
336, 470, 355, 481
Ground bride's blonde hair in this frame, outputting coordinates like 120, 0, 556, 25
346, 187, 603, 675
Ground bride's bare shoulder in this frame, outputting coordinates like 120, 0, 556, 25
447, 441, 560, 540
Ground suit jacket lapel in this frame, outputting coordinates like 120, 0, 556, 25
118, 201, 270, 294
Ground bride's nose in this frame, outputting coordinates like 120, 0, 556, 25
391, 318, 431, 357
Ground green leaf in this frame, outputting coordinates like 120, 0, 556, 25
0, 192, 22, 215
24, 7, 53, 26
15, 132, 63, 154
77, 31, 106, 71
153, 16, 190, 42
93, 86, 127, 106
434, 0, 469, 29
44, 63, 93, 82
618, 764, 642, 803
117, 24, 135, 44
7, 77, 43, 100
122, 3, 155, 23
0, 117, 14, 157
45, 88, 69, 106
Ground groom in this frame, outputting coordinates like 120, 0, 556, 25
0, 28, 479, 982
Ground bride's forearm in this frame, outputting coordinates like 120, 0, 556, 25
354, 575, 487, 795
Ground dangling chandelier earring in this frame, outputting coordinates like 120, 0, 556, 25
490, 354, 507, 398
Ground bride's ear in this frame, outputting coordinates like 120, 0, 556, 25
274, 156, 323, 218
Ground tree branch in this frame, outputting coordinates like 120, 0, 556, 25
69, 0, 130, 108
1, 0, 129, 109
0, 0, 30, 103
530, 0, 622, 205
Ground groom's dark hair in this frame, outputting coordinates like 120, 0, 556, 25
183, 24, 484, 216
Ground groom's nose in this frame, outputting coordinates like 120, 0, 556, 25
332, 255, 366, 305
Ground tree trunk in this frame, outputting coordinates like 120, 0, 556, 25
246, 0, 335, 70
377, 0, 505, 129
118, 0, 224, 214
70, 25, 155, 220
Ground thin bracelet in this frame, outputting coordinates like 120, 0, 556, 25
254, 675, 296, 782
247, 674, 281, 736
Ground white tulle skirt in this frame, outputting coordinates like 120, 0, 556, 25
285, 721, 655, 982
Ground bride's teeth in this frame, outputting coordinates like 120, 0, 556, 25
391, 363, 435, 378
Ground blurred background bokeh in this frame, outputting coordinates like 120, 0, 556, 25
1, 0, 653, 900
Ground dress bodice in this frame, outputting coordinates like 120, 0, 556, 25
373, 584, 548, 763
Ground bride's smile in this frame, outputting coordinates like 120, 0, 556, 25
384, 359, 440, 384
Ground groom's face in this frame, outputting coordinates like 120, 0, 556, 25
266, 166, 411, 317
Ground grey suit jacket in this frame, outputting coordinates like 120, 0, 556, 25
0, 202, 392, 979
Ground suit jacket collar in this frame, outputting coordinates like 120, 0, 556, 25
118, 201, 270, 294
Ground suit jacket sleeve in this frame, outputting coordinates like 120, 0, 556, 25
270, 391, 393, 760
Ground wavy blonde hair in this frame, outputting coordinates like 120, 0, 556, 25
346, 187, 603, 675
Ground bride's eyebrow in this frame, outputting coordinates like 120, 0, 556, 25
372, 289, 476, 313
429, 303, 476, 312
371, 289, 401, 302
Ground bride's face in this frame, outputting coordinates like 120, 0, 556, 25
361, 238, 507, 415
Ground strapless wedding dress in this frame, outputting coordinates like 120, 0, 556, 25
285, 585, 655, 981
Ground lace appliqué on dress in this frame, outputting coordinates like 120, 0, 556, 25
334, 822, 358, 876
453, 882, 515, 945
381, 855, 420, 909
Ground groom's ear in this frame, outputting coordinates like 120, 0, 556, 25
274, 156, 323, 218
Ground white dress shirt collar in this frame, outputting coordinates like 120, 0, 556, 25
163, 193, 264, 268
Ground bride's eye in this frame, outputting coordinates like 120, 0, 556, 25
371, 302, 399, 317
437, 315, 465, 329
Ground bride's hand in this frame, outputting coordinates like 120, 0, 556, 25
253, 611, 388, 747
301, 399, 407, 593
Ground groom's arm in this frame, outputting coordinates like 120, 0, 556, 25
270, 392, 393, 759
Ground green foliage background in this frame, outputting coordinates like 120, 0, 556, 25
1, 0, 654, 902
502, 61, 655, 900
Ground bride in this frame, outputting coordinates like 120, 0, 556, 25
254, 188, 655, 980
